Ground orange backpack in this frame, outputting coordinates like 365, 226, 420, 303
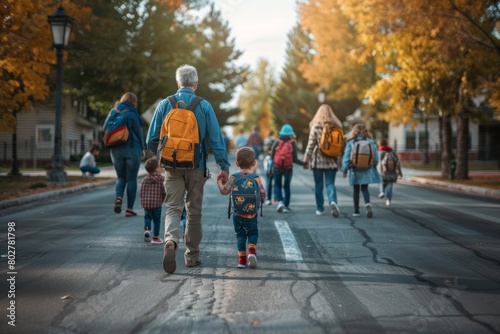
158, 96, 203, 169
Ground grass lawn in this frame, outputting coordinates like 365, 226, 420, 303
0, 175, 114, 201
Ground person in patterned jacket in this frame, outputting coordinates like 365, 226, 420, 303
304, 104, 343, 217
140, 158, 166, 244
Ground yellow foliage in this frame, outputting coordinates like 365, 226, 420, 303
0, 0, 91, 133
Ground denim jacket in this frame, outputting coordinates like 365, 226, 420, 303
146, 88, 230, 172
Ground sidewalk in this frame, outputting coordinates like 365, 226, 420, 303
0, 165, 147, 210
1, 166, 498, 211
400, 168, 500, 200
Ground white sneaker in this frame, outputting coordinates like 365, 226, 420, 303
264, 199, 272, 205
277, 201, 285, 213
315, 210, 324, 216
365, 203, 373, 218
329, 201, 340, 218
386, 199, 391, 206
144, 230, 151, 242
352, 212, 360, 217
378, 192, 385, 199
283, 207, 292, 213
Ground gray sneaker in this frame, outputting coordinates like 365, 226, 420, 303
277, 201, 285, 213
283, 207, 292, 213
330, 201, 340, 218
365, 203, 373, 218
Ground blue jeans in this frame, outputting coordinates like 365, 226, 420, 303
273, 168, 293, 206
312, 168, 338, 212
353, 184, 370, 212
144, 207, 162, 237
382, 182, 394, 200
111, 147, 141, 210
233, 215, 258, 252
80, 165, 100, 175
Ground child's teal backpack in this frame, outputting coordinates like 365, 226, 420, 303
227, 173, 263, 218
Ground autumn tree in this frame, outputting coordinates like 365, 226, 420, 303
0, 0, 90, 175
237, 59, 276, 135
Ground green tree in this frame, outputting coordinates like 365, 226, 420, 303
193, 4, 248, 126
271, 24, 319, 147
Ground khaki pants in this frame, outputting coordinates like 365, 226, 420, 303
163, 168, 207, 264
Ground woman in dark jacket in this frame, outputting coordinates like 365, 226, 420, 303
103, 92, 146, 217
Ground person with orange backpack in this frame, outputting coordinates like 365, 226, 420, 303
304, 104, 344, 217
146, 65, 230, 274
270, 124, 307, 213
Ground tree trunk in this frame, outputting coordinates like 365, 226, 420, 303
441, 111, 453, 178
9, 109, 21, 176
455, 80, 469, 180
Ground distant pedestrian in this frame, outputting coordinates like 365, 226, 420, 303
304, 104, 343, 217
146, 64, 230, 274
79, 143, 101, 178
217, 147, 266, 269
246, 125, 264, 160
377, 138, 402, 206
140, 158, 166, 244
234, 129, 247, 150
222, 131, 231, 153
341, 123, 381, 217
271, 124, 306, 213
263, 129, 276, 154
103, 92, 146, 217
262, 144, 274, 205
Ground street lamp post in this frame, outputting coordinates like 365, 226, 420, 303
47, 6, 74, 183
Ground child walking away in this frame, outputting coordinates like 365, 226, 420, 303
140, 158, 166, 244
271, 124, 306, 213
217, 147, 266, 269
377, 138, 403, 206
341, 123, 381, 218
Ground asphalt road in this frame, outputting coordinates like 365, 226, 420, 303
1, 161, 499, 334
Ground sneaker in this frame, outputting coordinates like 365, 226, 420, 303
386, 199, 391, 206
365, 203, 373, 218
144, 230, 151, 242
330, 201, 340, 218
264, 199, 272, 205
248, 254, 257, 269
162, 241, 177, 274
315, 210, 324, 216
151, 237, 163, 244
352, 212, 360, 217
378, 192, 385, 199
238, 254, 247, 268
283, 207, 292, 213
277, 201, 285, 213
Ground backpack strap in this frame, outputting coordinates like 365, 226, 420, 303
167, 95, 177, 109
187, 96, 203, 111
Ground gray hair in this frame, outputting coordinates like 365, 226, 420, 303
176, 65, 198, 87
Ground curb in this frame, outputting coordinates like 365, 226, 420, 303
0, 179, 116, 211
401, 176, 500, 200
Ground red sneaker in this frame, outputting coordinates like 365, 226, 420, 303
238, 251, 247, 268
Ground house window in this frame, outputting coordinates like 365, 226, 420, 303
405, 131, 416, 150
36, 125, 54, 148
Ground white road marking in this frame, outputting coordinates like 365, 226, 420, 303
274, 220, 303, 262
